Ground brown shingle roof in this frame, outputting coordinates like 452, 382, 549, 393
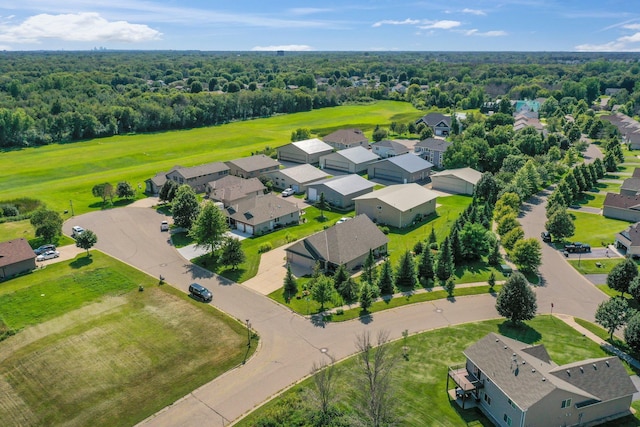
225, 194, 298, 226
604, 192, 640, 210
226, 154, 280, 173
173, 162, 229, 179
208, 176, 265, 203
0, 238, 35, 268
323, 128, 369, 147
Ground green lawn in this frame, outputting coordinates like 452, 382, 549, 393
568, 258, 622, 275
0, 218, 74, 248
569, 211, 632, 247
0, 251, 255, 427
0, 101, 420, 215
236, 315, 637, 427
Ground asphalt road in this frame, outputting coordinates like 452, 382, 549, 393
61, 150, 611, 426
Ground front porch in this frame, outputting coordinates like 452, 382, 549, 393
447, 364, 483, 409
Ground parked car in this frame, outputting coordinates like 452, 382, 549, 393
540, 231, 551, 242
160, 220, 169, 231
189, 283, 212, 302
564, 242, 591, 253
336, 217, 350, 224
71, 226, 85, 237
34, 244, 56, 255
36, 250, 60, 261
282, 188, 295, 197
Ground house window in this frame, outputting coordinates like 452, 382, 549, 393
507, 398, 516, 409
484, 394, 491, 405
503, 414, 512, 426
561, 398, 572, 408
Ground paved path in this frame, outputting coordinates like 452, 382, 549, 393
61, 142, 618, 426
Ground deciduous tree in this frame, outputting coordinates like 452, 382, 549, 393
495, 272, 537, 324
116, 181, 135, 199
30, 208, 63, 243
188, 199, 226, 257
625, 312, 640, 353
311, 275, 334, 311
173, 185, 200, 229
595, 297, 633, 340
606, 258, 638, 296
510, 238, 542, 274
92, 182, 114, 205
159, 179, 178, 203
220, 236, 245, 270
545, 208, 575, 241
75, 229, 97, 256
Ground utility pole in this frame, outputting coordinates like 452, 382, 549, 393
69, 200, 74, 216
245, 319, 251, 347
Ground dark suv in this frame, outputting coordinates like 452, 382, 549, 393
189, 283, 212, 302
540, 231, 551, 242
34, 244, 56, 255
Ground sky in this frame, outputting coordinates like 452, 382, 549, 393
0, 1, 639, 52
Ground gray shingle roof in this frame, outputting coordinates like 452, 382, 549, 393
208, 176, 265, 202
173, 162, 229, 179
633, 168, 640, 179
617, 222, 640, 246
225, 194, 298, 225
375, 140, 409, 153
377, 153, 433, 173
353, 183, 438, 212
464, 333, 636, 410
417, 112, 451, 126
604, 192, 640, 210
323, 128, 369, 146
308, 174, 374, 195
287, 214, 388, 265
415, 138, 452, 151
226, 154, 280, 172
622, 178, 640, 194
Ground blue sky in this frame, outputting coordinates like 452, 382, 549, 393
0, 1, 639, 51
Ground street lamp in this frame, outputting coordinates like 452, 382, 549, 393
245, 319, 251, 348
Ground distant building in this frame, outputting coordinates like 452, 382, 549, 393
414, 138, 452, 168
354, 184, 438, 228
319, 146, 380, 173
323, 128, 370, 150
277, 138, 334, 165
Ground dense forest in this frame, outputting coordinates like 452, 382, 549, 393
0, 51, 639, 148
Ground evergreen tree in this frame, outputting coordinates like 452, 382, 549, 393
377, 260, 395, 295
460, 222, 489, 260
488, 271, 496, 290
413, 240, 424, 255
362, 249, 377, 285
359, 281, 374, 312
593, 157, 605, 178
556, 181, 573, 206
563, 173, 580, 200
488, 238, 501, 266
449, 227, 463, 266
444, 277, 455, 297
394, 250, 417, 290
316, 192, 329, 219
283, 263, 298, 301
604, 151, 618, 172
338, 277, 359, 302
495, 273, 537, 324
436, 237, 454, 283
428, 226, 437, 246
572, 167, 587, 192
417, 246, 435, 284
332, 264, 349, 291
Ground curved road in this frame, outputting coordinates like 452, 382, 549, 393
62, 155, 609, 426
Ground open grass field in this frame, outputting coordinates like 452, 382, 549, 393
0, 218, 74, 248
569, 211, 632, 247
0, 252, 254, 427
236, 315, 639, 427
0, 101, 421, 216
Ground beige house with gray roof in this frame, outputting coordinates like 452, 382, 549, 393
164, 162, 229, 193
206, 176, 265, 206
323, 128, 370, 150
285, 214, 388, 275
265, 164, 330, 193
277, 138, 333, 165
224, 194, 299, 236
354, 184, 438, 228
225, 154, 280, 179
431, 167, 482, 195
448, 333, 636, 427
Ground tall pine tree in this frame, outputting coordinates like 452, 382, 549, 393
436, 236, 455, 284
377, 260, 395, 296
394, 250, 417, 290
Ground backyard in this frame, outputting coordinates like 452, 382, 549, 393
0, 252, 255, 427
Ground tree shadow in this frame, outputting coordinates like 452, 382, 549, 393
497, 321, 542, 344
446, 295, 456, 303
184, 262, 214, 280
359, 312, 373, 324
69, 256, 93, 269
310, 314, 326, 328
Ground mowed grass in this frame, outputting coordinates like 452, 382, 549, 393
0, 218, 74, 248
237, 315, 632, 427
569, 211, 633, 247
0, 101, 420, 215
0, 252, 254, 427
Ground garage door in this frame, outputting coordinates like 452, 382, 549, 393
373, 168, 402, 182
324, 159, 349, 172
244, 224, 254, 235
279, 151, 307, 163
432, 176, 467, 194
308, 187, 318, 201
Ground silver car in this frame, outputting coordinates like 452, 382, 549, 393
36, 250, 60, 261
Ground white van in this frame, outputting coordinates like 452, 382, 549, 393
72, 226, 85, 237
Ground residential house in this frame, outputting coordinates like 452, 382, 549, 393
414, 138, 452, 168
415, 112, 452, 136
633, 167, 640, 179
265, 164, 330, 193
621, 178, 640, 197
323, 128, 370, 150
277, 138, 333, 165
0, 238, 36, 280
306, 174, 374, 209
285, 214, 388, 275
615, 222, 640, 256
603, 193, 640, 222
354, 184, 438, 228
367, 153, 433, 184
602, 113, 640, 149
371, 140, 410, 159
431, 167, 483, 195
205, 176, 265, 206
514, 114, 545, 133
224, 194, 299, 236
512, 99, 541, 118
165, 162, 229, 193
319, 146, 380, 173
145, 165, 183, 194
225, 154, 280, 179
448, 333, 636, 427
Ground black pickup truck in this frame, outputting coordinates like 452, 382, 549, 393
564, 242, 591, 253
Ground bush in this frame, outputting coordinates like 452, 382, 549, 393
430, 242, 438, 251
0, 204, 18, 217
258, 242, 273, 253
335, 308, 344, 315
378, 225, 390, 234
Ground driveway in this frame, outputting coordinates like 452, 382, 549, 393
35, 244, 84, 267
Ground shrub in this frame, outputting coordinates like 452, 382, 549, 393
378, 226, 390, 234
258, 242, 273, 253
335, 308, 344, 315
0, 204, 18, 217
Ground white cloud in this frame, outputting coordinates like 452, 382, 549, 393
288, 8, 332, 16
0, 12, 161, 43
419, 20, 461, 30
464, 29, 507, 37
623, 24, 640, 31
372, 18, 420, 28
251, 44, 313, 51
576, 31, 640, 52
462, 8, 486, 16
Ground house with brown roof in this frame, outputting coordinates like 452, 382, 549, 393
602, 113, 640, 149
224, 194, 299, 236
145, 165, 183, 194
415, 112, 451, 136
165, 162, 230, 193
225, 154, 280, 179
448, 333, 635, 427
0, 238, 36, 280
614, 222, 640, 256
277, 138, 334, 165
354, 184, 438, 228
285, 214, 388, 275
323, 128, 370, 150
205, 176, 265, 206
414, 138, 452, 168
603, 193, 640, 222
620, 178, 640, 197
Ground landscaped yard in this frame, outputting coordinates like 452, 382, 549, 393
236, 315, 639, 427
569, 211, 633, 247
0, 252, 255, 427
0, 101, 420, 216
0, 218, 74, 248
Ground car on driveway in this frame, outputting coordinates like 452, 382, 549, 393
36, 250, 60, 261
189, 283, 212, 302
336, 217, 350, 224
34, 244, 56, 255
564, 242, 591, 253
282, 188, 295, 197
